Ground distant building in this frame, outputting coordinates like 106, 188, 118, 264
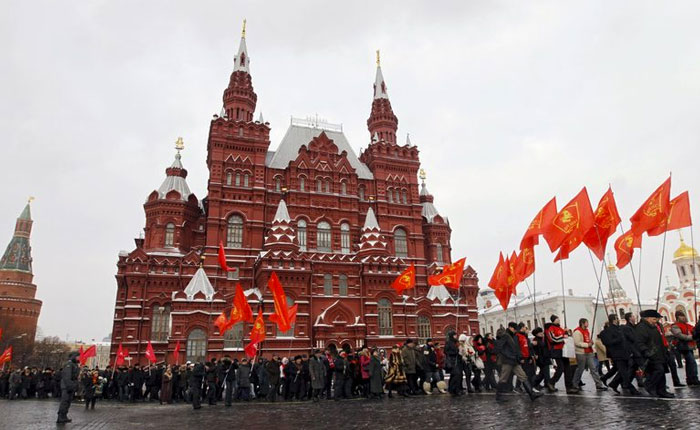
0, 201, 42, 348
657, 237, 700, 324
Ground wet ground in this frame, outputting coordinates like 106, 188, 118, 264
2, 375, 699, 430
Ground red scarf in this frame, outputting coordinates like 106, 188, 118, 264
656, 325, 669, 348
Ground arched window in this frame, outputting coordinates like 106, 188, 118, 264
394, 190, 400, 204
340, 223, 351, 254
317, 178, 323, 193
619, 308, 625, 319
402, 189, 407, 204
324, 274, 333, 296
339, 274, 348, 296
275, 177, 281, 192
325, 179, 331, 193
388, 188, 393, 203
151, 305, 171, 342
227, 215, 243, 248
297, 219, 307, 252
436, 243, 444, 265
235, 172, 241, 186
394, 228, 408, 258
186, 329, 207, 363
299, 177, 305, 192
359, 185, 365, 201
378, 298, 393, 336
417, 315, 431, 343
317, 221, 331, 252
680, 266, 687, 277
165, 223, 175, 248
226, 172, 232, 186
244, 173, 250, 187
341, 182, 347, 195
223, 322, 245, 349
277, 297, 295, 337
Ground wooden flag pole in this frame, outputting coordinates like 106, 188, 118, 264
655, 228, 669, 310
618, 224, 643, 314
560, 260, 568, 328
532, 271, 538, 327
691, 227, 699, 323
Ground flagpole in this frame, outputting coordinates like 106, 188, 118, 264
532, 271, 538, 327
637, 247, 643, 305
603, 254, 618, 319
655, 228, 669, 310
618, 224, 643, 314
560, 260, 568, 328
690, 227, 699, 324
586, 249, 609, 336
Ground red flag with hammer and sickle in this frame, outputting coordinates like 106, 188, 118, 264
391, 264, 416, 294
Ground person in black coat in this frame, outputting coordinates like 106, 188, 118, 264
601, 314, 640, 395
265, 355, 281, 402
56, 351, 79, 424
205, 361, 218, 405
367, 348, 384, 399
635, 310, 674, 398
495, 323, 542, 402
221, 357, 237, 407
190, 362, 205, 409
444, 331, 462, 396
530, 328, 554, 392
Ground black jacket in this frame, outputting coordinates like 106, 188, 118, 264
635, 320, 667, 364
496, 330, 521, 366
600, 324, 630, 360
265, 360, 281, 385
60, 358, 79, 391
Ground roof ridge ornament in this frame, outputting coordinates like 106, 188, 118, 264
175, 136, 184, 155
242, 18, 246, 39
376, 49, 380, 67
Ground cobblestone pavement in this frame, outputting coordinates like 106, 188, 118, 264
2, 378, 700, 430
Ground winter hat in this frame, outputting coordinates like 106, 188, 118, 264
675, 310, 686, 319
640, 309, 661, 318
458, 334, 468, 342
508, 322, 519, 330
550, 314, 559, 323
531, 327, 543, 336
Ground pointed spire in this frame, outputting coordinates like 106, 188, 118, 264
220, 106, 226, 118
373, 50, 389, 100
273, 199, 291, 222
234, 19, 250, 73
257, 111, 264, 123
156, 138, 193, 201
183, 267, 215, 301
363, 207, 380, 231
406, 133, 412, 147
0, 201, 34, 273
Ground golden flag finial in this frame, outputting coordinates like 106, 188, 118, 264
242, 19, 247, 38
28, 196, 35, 204
175, 137, 184, 153
376, 49, 380, 67
419, 168, 426, 183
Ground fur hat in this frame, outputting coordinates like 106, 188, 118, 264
508, 322, 519, 330
640, 309, 662, 318
550, 314, 559, 323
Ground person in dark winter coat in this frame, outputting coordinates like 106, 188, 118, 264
309, 350, 326, 402
444, 331, 462, 396
190, 362, 205, 409
495, 323, 542, 402
265, 355, 281, 402
130, 365, 145, 402
400, 340, 418, 394
635, 309, 674, 398
367, 348, 384, 399
221, 357, 237, 407
205, 362, 217, 405
546, 315, 577, 394
601, 314, 640, 395
285, 356, 303, 400
236, 359, 252, 401
530, 328, 554, 392
56, 351, 80, 424
83, 370, 99, 410
333, 352, 351, 400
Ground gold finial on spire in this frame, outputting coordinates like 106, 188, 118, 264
28, 196, 35, 204
376, 49, 380, 67
242, 19, 247, 39
419, 168, 426, 184
175, 137, 184, 153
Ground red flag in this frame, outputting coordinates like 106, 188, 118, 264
520, 197, 557, 250
391, 264, 416, 294
115, 343, 126, 366
427, 258, 466, 289
506, 251, 519, 295
79, 345, 96, 366
488, 253, 511, 310
268, 272, 296, 332
630, 177, 671, 236
230, 283, 254, 325
172, 340, 181, 364
615, 230, 642, 269
514, 246, 535, 282
244, 342, 258, 358
649, 191, 692, 236
0, 346, 12, 365
583, 187, 622, 260
214, 311, 229, 334
248, 311, 266, 345
0, 328, 3, 343
545, 187, 595, 259
145, 341, 157, 363
218, 241, 235, 272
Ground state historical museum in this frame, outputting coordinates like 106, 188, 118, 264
110, 25, 480, 365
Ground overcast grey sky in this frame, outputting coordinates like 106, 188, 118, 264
2, 1, 700, 341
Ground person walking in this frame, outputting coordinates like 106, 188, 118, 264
384, 345, 408, 398
56, 351, 79, 424
546, 315, 577, 394
495, 323, 543, 402
309, 349, 325, 402
190, 361, 205, 410
572, 318, 607, 391
368, 348, 384, 399
265, 355, 281, 402
601, 314, 640, 396
160, 365, 173, 405
444, 331, 463, 396
670, 311, 699, 386
83, 370, 99, 410
635, 309, 675, 398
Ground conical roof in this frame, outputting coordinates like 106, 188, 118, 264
155, 152, 193, 201
0, 202, 34, 273
183, 267, 215, 301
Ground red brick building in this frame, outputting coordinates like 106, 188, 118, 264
110, 28, 479, 365
0, 202, 42, 353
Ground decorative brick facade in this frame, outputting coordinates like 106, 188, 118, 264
110, 29, 479, 365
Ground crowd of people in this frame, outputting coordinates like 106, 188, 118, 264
1, 310, 698, 424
